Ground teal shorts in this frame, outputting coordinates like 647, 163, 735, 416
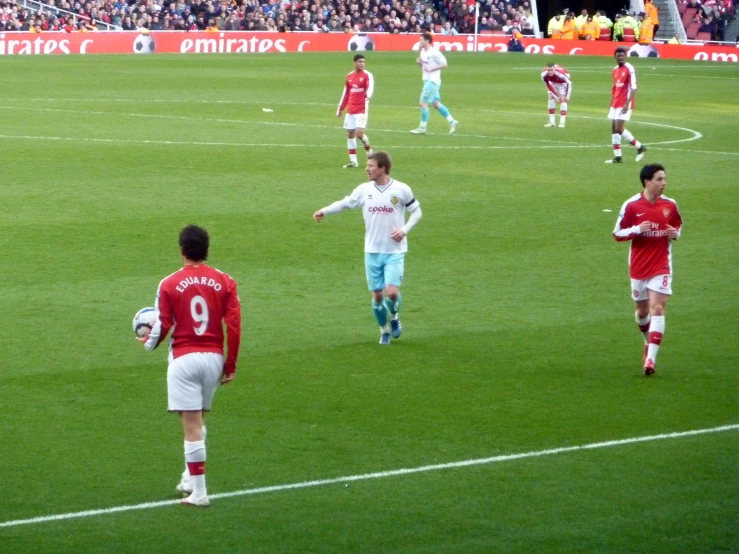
420, 80, 441, 104
365, 253, 405, 291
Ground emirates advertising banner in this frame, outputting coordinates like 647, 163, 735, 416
0, 30, 737, 62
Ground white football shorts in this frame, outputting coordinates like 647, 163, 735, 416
631, 274, 672, 301
167, 352, 224, 412
344, 112, 368, 130
547, 84, 569, 99
608, 106, 632, 121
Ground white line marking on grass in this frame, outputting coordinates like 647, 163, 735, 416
1, 423, 737, 529
0, 133, 607, 150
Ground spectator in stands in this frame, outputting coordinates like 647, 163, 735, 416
613, 11, 624, 40
478, 16, 491, 31
637, 11, 654, 43
312, 16, 328, 31
205, 17, 218, 30
559, 12, 577, 39
595, 10, 612, 36
508, 30, 524, 51
547, 12, 563, 37
575, 8, 588, 30
620, 10, 639, 36
645, 0, 659, 35
580, 15, 600, 39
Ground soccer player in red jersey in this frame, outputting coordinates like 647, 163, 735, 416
337, 54, 374, 168
607, 47, 647, 164
613, 164, 682, 375
138, 225, 241, 506
541, 63, 572, 128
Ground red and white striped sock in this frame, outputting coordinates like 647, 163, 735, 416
559, 102, 567, 125
635, 312, 651, 342
185, 440, 207, 497
647, 315, 665, 363
548, 108, 555, 124
612, 133, 622, 158
360, 134, 372, 153
347, 138, 358, 164
621, 129, 641, 149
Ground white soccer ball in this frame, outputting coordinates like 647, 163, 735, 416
133, 33, 156, 54
132, 307, 157, 337
347, 33, 375, 52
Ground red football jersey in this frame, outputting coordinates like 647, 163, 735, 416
541, 65, 572, 97
613, 193, 683, 280
611, 63, 637, 109
337, 69, 374, 116
149, 264, 241, 375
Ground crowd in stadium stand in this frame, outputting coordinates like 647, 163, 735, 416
0, 0, 734, 40
0, 0, 532, 33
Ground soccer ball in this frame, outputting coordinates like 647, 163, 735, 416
133, 33, 156, 54
132, 307, 157, 337
348, 33, 375, 52
628, 44, 659, 58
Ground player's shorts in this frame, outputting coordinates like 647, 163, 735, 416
167, 352, 224, 412
344, 113, 368, 130
365, 252, 405, 291
419, 80, 441, 104
547, 84, 569, 99
608, 106, 632, 121
631, 274, 672, 301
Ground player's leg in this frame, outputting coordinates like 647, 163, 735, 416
632, 279, 651, 365
366, 253, 390, 343
431, 86, 458, 134
607, 116, 624, 163
344, 122, 359, 168
644, 277, 671, 374
382, 254, 405, 338
181, 410, 209, 505
412, 83, 433, 133
545, 93, 556, 127
178, 422, 206, 494
558, 97, 568, 128
621, 124, 647, 161
356, 124, 372, 156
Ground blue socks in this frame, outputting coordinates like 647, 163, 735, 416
420, 107, 430, 123
383, 294, 401, 317
372, 300, 387, 327
437, 104, 450, 118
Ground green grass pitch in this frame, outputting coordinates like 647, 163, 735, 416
0, 52, 737, 553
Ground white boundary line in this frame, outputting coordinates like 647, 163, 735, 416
1, 423, 737, 529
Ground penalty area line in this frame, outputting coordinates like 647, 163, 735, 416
1, 423, 737, 529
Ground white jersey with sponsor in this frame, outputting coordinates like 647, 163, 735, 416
420, 47, 447, 85
343, 179, 420, 254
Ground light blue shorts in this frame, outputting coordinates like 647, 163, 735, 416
365, 253, 405, 291
420, 81, 441, 104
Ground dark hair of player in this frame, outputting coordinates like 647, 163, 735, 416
546, 62, 555, 68
368, 151, 392, 174
615, 46, 628, 55
422, 32, 433, 43
179, 225, 209, 261
353, 54, 365, 62
639, 163, 666, 188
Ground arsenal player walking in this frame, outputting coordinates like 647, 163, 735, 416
613, 164, 682, 375
607, 47, 648, 164
337, 54, 374, 168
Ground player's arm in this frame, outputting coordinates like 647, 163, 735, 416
391, 196, 422, 242
314, 187, 363, 221
366, 71, 374, 100
143, 286, 173, 350
221, 280, 241, 383
337, 80, 349, 117
542, 73, 557, 95
557, 71, 572, 100
667, 204, 683, 240
613, 203, 647, 241
623, 64, 637, 112
424, 52, 448, 72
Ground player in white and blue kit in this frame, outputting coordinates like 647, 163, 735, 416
313, 151, 423, 345
411, 32, 459, 135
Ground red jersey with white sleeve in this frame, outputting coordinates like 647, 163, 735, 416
613, 192, 683, 280
611, 62, 637, 109
145, 264, 241, 375
337, 69, 374, 116
541, 66, 572, 98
